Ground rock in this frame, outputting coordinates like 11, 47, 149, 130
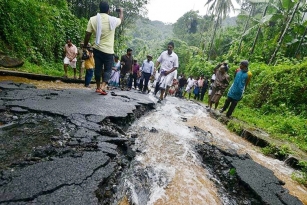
0, 55, 24, 68
149, 127, 158, 133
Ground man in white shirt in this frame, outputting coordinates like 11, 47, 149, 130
83, 1, 123, 95
184, 76, 194, 99
63, 39, 78, 79
155, 42, 179, 102
139, 54, 154, 93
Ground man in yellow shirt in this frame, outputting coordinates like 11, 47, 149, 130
83, 1, 123, 95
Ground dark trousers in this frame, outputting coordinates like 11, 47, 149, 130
222, 96, 239, 117
84, 69, 94, 86
194, 93, 200, 100
128, 73, 138, 88
93, 49, 113, 83
200, 87, 207, 101
139, 72, 151, 92
120, 73, 131, 89
177, 86, 184, 97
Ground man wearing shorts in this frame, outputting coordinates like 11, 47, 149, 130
155, 42, 179, 102
83, 1, 123, 95
63, 39, 78, 79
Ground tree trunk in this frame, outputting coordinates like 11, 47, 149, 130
249, 4, 268, 58
268, 2, 300, 65
237, 4, 254, 54
207, 14, 220, 61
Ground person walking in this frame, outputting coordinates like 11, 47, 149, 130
120, 48, 133, 91
139, 54, 154, 94
83, 1, 123, 95
63, 39, 78, 79
220, 60, 252, 118
155, 42, 179, 103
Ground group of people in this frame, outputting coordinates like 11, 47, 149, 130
162, 59, 252, 118
63, 1, 177, 98
63, 1, 251, 117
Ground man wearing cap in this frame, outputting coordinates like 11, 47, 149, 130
139, 54, 154, 93
155, 41, 179, 102
220, 60, 252, 118
120, 48, 134, 90
83, 1, 123, 95
208, 63, 230, 110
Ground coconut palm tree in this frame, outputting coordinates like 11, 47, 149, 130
205, 0, 241, 60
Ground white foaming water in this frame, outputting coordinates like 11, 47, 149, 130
129, 98, 221, 205
126, 96, 307, 205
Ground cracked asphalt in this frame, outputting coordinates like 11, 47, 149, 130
0, 80, 155, 204
0, 80, 304, 205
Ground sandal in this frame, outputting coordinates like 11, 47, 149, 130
96, 89, 107, 95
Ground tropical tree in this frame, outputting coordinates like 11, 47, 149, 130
205, 0, 241, 60
268, 0, 301, 64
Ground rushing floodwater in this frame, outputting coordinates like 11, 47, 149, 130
1, 76, 307, 204
122, 94, 307, 205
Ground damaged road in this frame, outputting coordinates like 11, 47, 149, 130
0, 80, 155, 204
0, 79, 305, 205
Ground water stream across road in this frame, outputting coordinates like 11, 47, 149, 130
1, 76, 306, 205
117, 95, 307, 205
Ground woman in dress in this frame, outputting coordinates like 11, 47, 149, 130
109, 55, 121, 88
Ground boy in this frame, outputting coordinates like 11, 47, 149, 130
84, 47, 94, 87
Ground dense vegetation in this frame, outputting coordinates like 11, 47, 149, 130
0, 0, 306, 184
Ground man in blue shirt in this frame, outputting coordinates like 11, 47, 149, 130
139, 54, 154, 94
220, 60, 252, 118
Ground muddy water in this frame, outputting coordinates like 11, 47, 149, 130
126, 96, 307, 205
0, 76, 88, 90
120, 100, 221, 204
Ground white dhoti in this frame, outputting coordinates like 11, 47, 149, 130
158, 71, 175, 90
64, 57, 77, 68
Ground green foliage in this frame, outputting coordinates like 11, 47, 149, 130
247, 62, 307, 116
0, 0, 85, 64
229, 168, 236, 176
15, 61, 65, 77
261, 144, 292, 159
292, 160, 307, 186
226, 121, 244, 135
125, 18, 173, 61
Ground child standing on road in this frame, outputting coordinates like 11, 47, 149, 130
84, 47, 94, 87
